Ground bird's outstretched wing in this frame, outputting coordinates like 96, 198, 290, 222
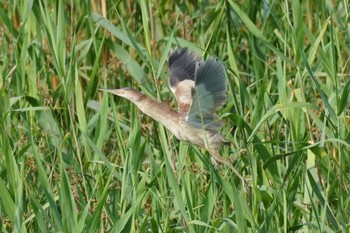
168, 48, 199, 116
168, 48, 227, 130
186, 58, 227, 130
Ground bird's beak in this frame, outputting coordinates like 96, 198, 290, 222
98, 88, 112, 92
98, 88, 113, 94
98, 88, 119, 95
98, 88, 129, 98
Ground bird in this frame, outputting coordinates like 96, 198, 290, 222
100, 48, 231, 165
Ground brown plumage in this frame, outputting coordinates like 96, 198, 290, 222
100, 48, 230, 164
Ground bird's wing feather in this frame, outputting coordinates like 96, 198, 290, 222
168, 48, 198, 89
186, 58, 227, 130
168, 48, 199, 115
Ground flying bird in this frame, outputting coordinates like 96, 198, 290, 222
100, 48, 230, 165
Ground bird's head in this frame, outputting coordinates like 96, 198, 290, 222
99, 87, 145, 103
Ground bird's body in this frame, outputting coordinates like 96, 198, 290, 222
101, 48, 230, 164
105, 87, 227, 152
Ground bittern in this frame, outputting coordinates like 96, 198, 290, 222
101, 48, 230, 165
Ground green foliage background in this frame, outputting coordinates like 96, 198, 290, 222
0, 0, 349, 232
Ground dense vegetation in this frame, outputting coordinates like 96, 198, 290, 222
0, 0, 349, 232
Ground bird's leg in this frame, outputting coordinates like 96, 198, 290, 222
209, 149, 231, 165
209, 149, 249, 191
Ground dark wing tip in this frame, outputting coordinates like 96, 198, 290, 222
193, 57, 227, 111
168, 47, 198, 89
195, 58, 225, 84
168, 47, 188, 67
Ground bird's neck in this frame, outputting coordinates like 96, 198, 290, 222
132, 94, 179, 126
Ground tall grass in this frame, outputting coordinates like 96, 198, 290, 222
0, 0, 349, 232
